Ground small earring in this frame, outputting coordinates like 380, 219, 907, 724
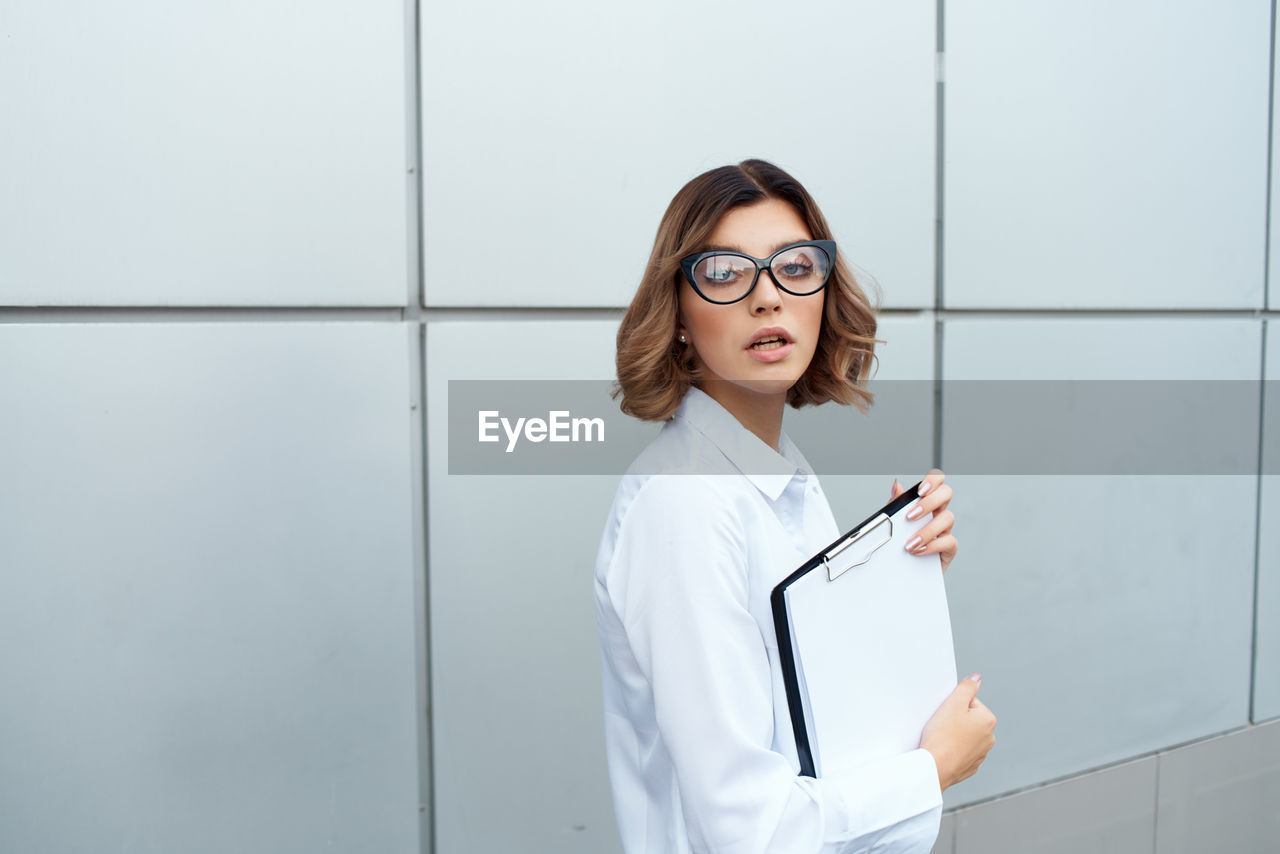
678, 334, 687, 344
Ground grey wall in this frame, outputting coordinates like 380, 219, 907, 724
0, 324, 423, 853
2, 2, 1277, 854
420, 0, 937, 308
945, 0, 1270, 309
0, 0, 409, 306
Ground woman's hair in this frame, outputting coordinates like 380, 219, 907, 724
613, 158, 881, 422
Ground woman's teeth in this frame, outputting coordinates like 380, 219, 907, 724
750, 337, 786, 350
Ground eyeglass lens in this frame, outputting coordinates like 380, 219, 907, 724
690, 245, 831, 303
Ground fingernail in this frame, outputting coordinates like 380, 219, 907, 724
906, 503, 923, 520
904, 536, 922, 551
968, 672, 982, 683
917, 481, 931, 496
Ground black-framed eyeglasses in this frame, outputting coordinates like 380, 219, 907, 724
680, 239, 836, 305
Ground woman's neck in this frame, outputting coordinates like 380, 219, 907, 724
696, 380, 787, 452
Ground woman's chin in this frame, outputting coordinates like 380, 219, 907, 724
729, 376, 800, 397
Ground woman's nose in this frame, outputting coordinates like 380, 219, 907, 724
749, 271, 783, 313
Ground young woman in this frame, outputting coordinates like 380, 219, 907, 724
593, 160, 996, 854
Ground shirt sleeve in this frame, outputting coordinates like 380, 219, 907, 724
604, 475, 943, 854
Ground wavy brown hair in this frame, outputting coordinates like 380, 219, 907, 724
613, 159, 881, 422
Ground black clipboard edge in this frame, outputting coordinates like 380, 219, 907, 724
769, 481, 923, 778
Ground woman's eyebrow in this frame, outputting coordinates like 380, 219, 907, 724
700, 238, 812, 256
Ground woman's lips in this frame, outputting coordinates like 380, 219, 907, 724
746, 338, 794, 362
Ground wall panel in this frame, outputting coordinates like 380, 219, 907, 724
939, 318, 1261, 806
946, 1, 1269, 309
0, 2, 407, 306
421, 0, 937, 308
425, 319, 627, 853
0, 322, 421, 852
954, 757, 1157, 854
1270, 5, 1279, 312
423, 313, 940, 849
1255, 321, 1279, 722
1154, 721, 1280, 852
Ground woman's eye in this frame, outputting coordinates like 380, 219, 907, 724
699, 259, 745, 285
778, 260, 814, 279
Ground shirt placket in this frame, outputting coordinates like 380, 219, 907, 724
799, 475, 834, 554
770, 475, 816, 559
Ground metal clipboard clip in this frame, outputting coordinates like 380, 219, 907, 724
823, 513, 893, 582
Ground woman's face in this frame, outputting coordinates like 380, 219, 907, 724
677, 198, 826, 404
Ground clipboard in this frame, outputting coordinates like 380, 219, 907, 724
770, 482, 957, 779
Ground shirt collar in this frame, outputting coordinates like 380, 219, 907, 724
672, 386, 812, 501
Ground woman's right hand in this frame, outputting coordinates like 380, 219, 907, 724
919, 673, 997, 791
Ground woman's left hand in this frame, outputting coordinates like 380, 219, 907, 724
890, 469, 957, 574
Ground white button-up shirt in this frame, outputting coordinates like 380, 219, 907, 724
594, 387, 943, 854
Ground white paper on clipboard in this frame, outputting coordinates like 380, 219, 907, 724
773, 485, 957, 779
